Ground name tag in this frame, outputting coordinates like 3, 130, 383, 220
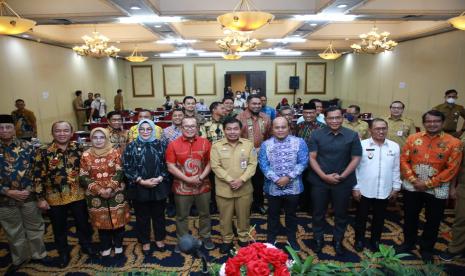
240, 160, 247, 169
396, 130, 403, 137
366, 148, 375, 151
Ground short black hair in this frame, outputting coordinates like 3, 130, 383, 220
138, 109, 151, 114
390, 100, 405, 109
172, 108, 184, 114
370, 118, 388, 129
107, 111, 121, 119
15, 99, 24, 104
51, 121, 73, 133
75, 90, 82, 97
247, 94, 261, 103
324, 106, 342, 117
422, 110, 445, 123
309, 98, 322, 104
259, 93, 267, 99
348, 105, 361, 113
445, 89, 458, 96
117, 89, 122, 93
222, 116, 242, 129
209, 101, 221, 113
222, 97, 234, 103
94, 93, 101, 97
183, 96, 196, 103
279, 106, 293, 115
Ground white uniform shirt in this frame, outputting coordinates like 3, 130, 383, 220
91, 99, 106, 117
354, 138, 401, 199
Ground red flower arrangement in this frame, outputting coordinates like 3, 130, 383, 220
223, 242, 290, 276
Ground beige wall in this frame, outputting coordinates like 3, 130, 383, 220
334, 30, 465, 128
0, 36, 125, 142
122, 57, 336, 109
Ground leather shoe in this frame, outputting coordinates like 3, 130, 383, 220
369, 241, 380, 252
58, 253, 70, 268
5, 260, 27, 276
395, 243, 414, 254
81, 245, 97, 256
354, 240, 364, 252
313, 239, 324, 253
30, 256, 54, 266
420, 250, 433, 263
333, 240, 345, 256
220, 242, 233, 254
238, 240, 249, 247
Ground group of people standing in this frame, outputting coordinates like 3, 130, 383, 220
3, 88, 465, 275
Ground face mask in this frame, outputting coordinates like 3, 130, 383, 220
236, 95, 241, 99
345, 114, 354, 122
96, 97, 101, 101
446, 98, 456, 104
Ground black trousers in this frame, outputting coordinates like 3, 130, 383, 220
403, 191, 446, 251
209, 172, 217, 208
98, 227, 125, 251
299, 169, 311, 213
133, 199, 166, 244
354, 196, 389, 243
267, 194, 299, 242
251, 169, 265, 209
311, 183, 352, 241
48, 200, 93, 255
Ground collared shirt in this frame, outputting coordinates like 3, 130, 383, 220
196, 103, 209, 112
237, 109, 272, 148
166, 136, 211, 195
433, 103, 465, 132
33, 142, 85, 206
384, 116, 416, 148
73, 97, 85, 113
185, 111, 206, 125
297, 113, 325, 125
400, 131, 462, 199
355, 138, 401, 199
128, 123, 164, 142
234, 98, 245, 110
107, 127, 129, 151
114, 94, 124, 111
201, 118, 224, 143
261, 106, 276, 120
11, 108, 37, 139
296, 120, 325, 148
342, 119, 370, 139
259, 135, 308, 196
309, 127, 362, 186
90, 99, 106, 117
0, 138, 36, 206
210, 138, 257, 198
163, 124, 182, 143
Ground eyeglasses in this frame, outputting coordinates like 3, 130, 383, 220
138, 128, 153, 133
372, 127, 388, 132
326, 116, 343, 121
182, 125, 197, 130
424, 120, 443, 124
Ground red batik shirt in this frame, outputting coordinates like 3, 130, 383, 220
166, 135, 211, 195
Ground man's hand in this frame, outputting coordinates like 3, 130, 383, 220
230, 179, 244, 190
186, 176, 202, 186
276, 176, 290, 187
352, 190, 361, 201
413, 179, 427, 192
6, 190, 30, 201
323, 173, 340, 185
37, 199, 50, 211
388, 190, 399, 200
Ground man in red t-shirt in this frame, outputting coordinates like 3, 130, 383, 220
166, 117, 214, 251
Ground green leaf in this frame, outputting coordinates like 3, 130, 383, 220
301, 255, 314, 273
285, 245, 302, 268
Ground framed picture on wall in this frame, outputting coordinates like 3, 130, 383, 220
275, 62, 297, 94
305, 62, 326, 94
194, 64, 216, 96
163, 64, 185, 96
131, 65, 154, 97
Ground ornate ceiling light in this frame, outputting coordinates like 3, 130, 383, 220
216, 31, 260, 52
217, 0, 274, 32
318, 42, 342, 60
125, 47, 148, 62
222, 50, 241, 60
449, 12, 465, 30
73, 31, 120, 58
0, 0, 36, 35
350, 25, 397, 54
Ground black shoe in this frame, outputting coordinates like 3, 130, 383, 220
354, 240, 364, 252
420, 250, 433, 263
58, 253, 70, 268
439, 249, 462, 262
30, 256, 54, 266
238, 240, 249, 247
202, 237, 215, 250
286, 240, 301, 252
395, 243, 414, 254
166, 206, 176, 218
81, 244, 97, 256
220, 242, 233, 254
313, 239, 324, 253
5, 261, 26, 276
333, 240, 346, 256
154, 243, 166, 252
174, 244, 181, 254
369, 241, 380, 252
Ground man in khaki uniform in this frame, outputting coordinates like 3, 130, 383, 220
342, 105, 370, 139
384, 100, 416, 148
210, 117, 257, 254
434, 89, 465, 137
73, 90, 87, 131
114, 89, 124, 111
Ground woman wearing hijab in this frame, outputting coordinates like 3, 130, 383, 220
123, 119, 171, 255
79, 128, 130, 257
276, 97, 290, 111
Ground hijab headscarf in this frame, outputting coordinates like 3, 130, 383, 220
137, 119, 157, 142
90, 127, 113, 157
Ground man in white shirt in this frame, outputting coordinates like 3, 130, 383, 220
353, 118, 401, 252
196, 99, 209, 112
89, 93, 106, 121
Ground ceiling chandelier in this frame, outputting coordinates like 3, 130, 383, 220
73, 31, 120, 58
448, 12, 465, 30
0, 0, 36, 35
216, 31, 260, 52
350, 25, 397, 54
318, 42, 342, 60
223, 50, 242, 60
126, 47, 148, 62
217, 0, 274, 32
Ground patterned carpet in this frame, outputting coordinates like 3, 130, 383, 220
1, 205, 465, 276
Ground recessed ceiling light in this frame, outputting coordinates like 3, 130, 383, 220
22, 34, 30, 38
337, 4, 348, 8
154, 25, 162, 28
310, 23, 317, 26
130, 6, 141, 10
345, 38, 349, 40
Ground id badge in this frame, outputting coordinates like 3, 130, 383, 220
396, 130, 403, 137
240, 160, 247, 169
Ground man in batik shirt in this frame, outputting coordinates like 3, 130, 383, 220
128, 109, 163, 142
163, 108, 184, 143
34, 121, 94, 267
11, 99, 37, 141
106, 111, 129, 151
